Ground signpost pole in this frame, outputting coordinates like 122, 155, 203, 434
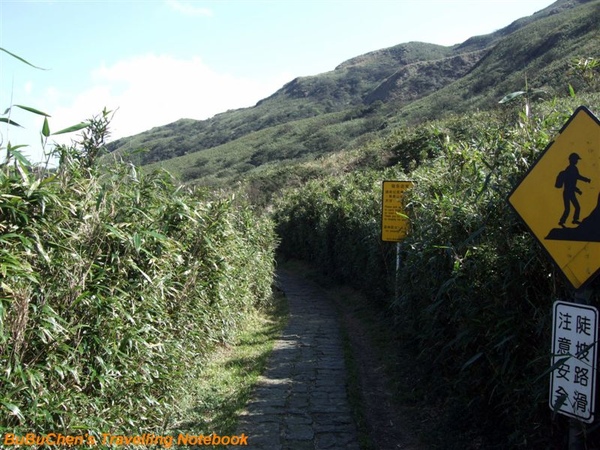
569, 421, 583, 450
395, 242, 401, 303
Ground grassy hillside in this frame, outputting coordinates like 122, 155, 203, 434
106, 0, 600, 190
141, 108, 383, 184
389, 0, 600, 124
106, 40, 456, 167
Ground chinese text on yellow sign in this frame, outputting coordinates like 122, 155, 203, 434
381, 181, 413, 242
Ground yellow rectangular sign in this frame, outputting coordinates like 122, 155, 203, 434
381, 180, 413, 242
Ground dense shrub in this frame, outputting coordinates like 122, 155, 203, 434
0, 123, 277, 437
394, 107, 572, 447
275, 169, 398, 302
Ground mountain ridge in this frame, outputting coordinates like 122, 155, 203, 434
106, 0, 600, 183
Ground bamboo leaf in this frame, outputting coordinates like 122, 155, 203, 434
145, 230, 169, 242
132, 262, 152, 283
14, 104, 51, 117
1, 401, 25, 421
26, 179, 42, 198
9, 147, 32, 168
35, 237, 51, 264
534, 355, 571, 383
51, 122, 89, 135
461, 352, 484, 370
133, 233, 142, 253
0, 117, 22, 127
0, 47, 47, 69
457, 226, 486, 250
7, 143, 29, 152
498, 91, 526, 104
42, 117, 50, 137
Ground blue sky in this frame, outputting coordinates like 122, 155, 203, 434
1, 0, 554, 163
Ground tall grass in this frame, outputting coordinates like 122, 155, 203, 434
0, 112, 277, 437
275, 169, 399, 302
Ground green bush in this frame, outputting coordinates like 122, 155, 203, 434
393, 109, 567, 447
275, 169, 399, 301
0, 117, 277, 437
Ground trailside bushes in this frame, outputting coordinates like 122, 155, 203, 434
394, 111, 566, 447
275, 170, 396, 302
274, 100, 600, 447
0, 138, 277, 436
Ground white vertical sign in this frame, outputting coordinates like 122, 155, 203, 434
550, 301, 598, 423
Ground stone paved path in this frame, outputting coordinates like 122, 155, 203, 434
232, 269, 361, 450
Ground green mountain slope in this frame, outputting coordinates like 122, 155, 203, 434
106, 0, 600, 184
107, 41, 457, 166
385, 0, 600, 124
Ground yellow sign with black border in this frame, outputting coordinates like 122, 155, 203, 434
508, 106, 600, 289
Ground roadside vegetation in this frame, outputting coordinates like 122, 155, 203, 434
169, 288, 288, 447
0, 95, 279, 441
274, 91, 600, 448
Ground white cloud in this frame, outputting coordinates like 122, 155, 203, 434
165, 0, 213, 17
49, 54, 292, 144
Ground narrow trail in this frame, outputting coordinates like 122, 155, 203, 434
232, 269, 360, 450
